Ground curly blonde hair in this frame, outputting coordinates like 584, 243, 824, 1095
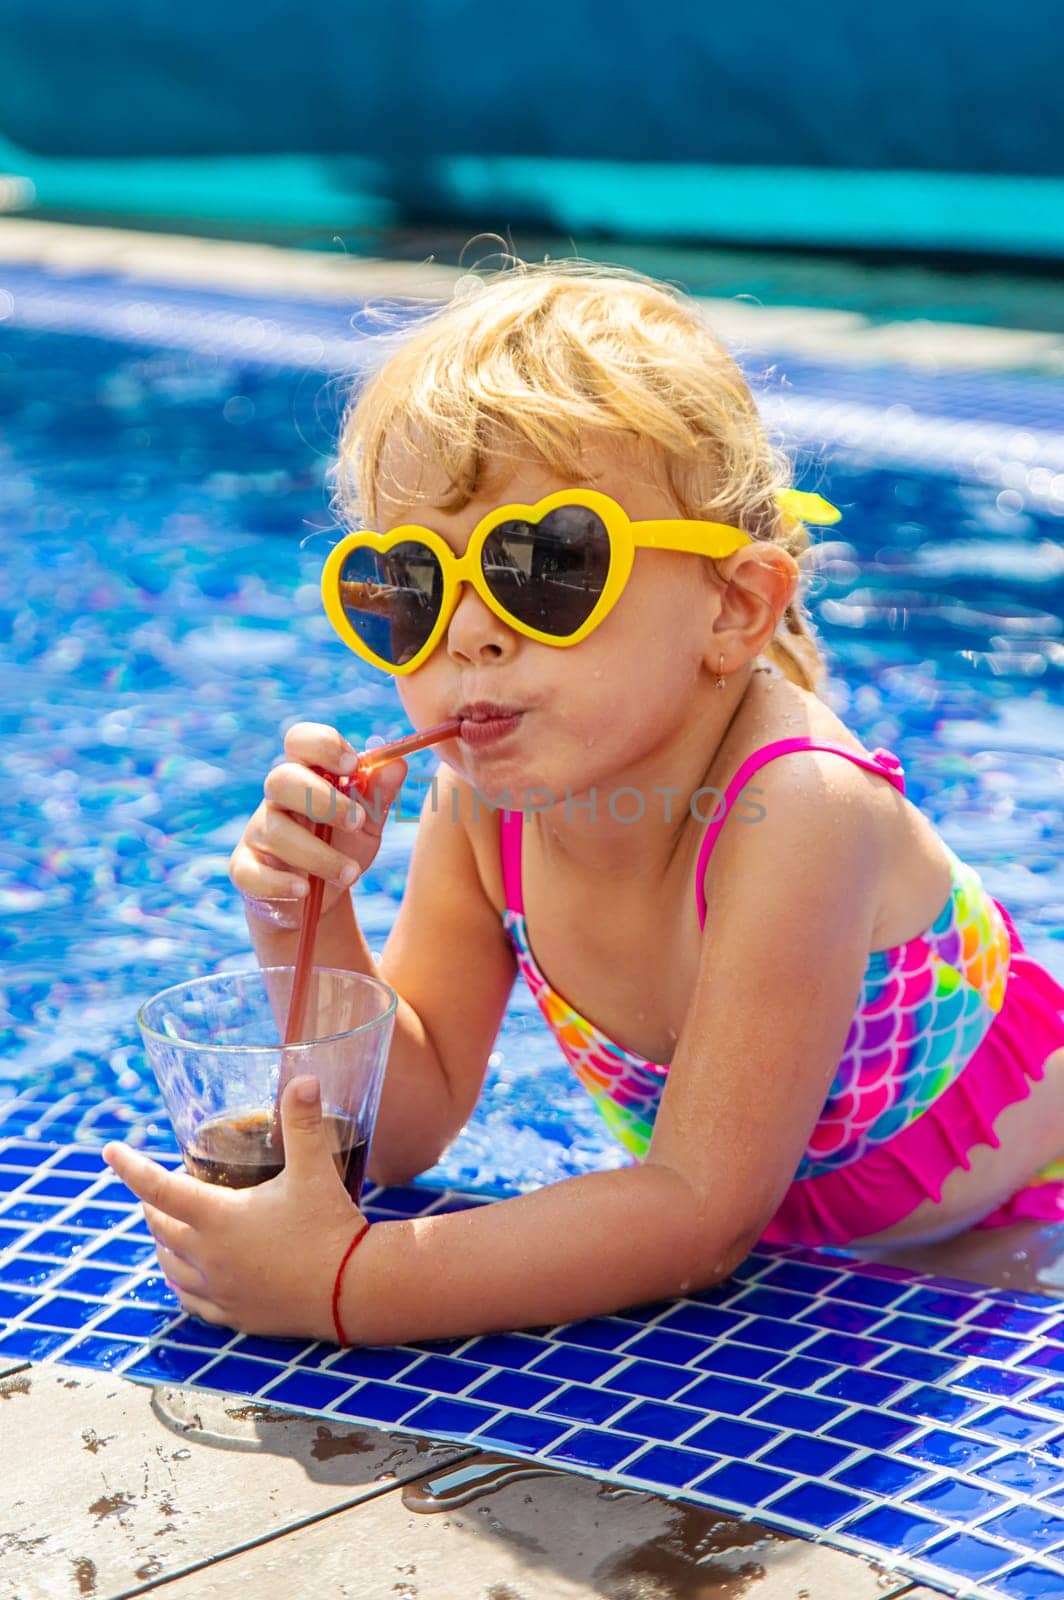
335, 259, 826, 693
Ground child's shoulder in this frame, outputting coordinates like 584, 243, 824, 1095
719, 673, 954, 955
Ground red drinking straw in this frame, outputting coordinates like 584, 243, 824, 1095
280, 718, 462, 1055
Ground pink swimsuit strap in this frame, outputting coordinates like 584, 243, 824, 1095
499, 742, 902, 934
499, 738, 906, 925
693, 739, 906, 930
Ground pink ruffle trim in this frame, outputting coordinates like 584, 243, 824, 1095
762, 900, 1064, 1247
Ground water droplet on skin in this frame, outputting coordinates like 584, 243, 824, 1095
172, 1448, 191, 1460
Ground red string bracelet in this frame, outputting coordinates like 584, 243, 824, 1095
331, 1220, 371, 1346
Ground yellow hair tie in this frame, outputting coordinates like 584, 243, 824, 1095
775, 489, 842, 526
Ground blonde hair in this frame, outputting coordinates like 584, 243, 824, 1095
335, 259, 826, 693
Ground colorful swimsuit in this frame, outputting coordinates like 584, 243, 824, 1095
500, 737, 1064, 1245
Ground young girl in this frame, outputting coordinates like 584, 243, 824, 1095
105, 263, 1064, 1348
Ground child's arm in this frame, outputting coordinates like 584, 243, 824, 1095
112, 756, 884, 1344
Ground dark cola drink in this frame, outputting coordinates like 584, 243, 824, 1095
183, 1109, 368, 1202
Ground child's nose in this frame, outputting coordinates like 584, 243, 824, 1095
445, 582, 517, 664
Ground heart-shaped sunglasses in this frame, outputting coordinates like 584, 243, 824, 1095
321, 486, 840, 675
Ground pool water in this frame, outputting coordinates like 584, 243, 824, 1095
1, 305, 1062, 1196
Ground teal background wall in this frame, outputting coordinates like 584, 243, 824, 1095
2, 2, 1063, 253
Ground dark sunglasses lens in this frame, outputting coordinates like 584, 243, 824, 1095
337, 542, 442, 666
482, 507, 611, 636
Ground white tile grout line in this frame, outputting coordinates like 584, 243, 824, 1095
1, 217, 1063, 374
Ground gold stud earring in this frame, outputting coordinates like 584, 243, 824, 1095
716, 653, 726, 690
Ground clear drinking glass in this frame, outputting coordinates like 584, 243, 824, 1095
137, 967, 397, 1203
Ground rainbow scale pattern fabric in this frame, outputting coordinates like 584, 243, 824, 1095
502, 841, 1011, 1179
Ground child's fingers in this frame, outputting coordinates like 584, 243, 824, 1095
228, 839, 309, 903
155, 1244, 206, 1297
102, 1144, 206, 1226
250, 808, 361, 889
143, 1201, 199, 1263
282, 721, 360, 778
170, 1285, 227, 1326
264, 762, 364, 835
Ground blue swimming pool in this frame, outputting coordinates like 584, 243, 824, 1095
2, 271, 1062, 1198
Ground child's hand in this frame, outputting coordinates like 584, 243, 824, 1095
229, 722, 407, 921
103, 1078, 364, 1342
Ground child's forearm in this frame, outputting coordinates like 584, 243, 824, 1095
342, 1163, 752, 1346
245, 894, 460, 1184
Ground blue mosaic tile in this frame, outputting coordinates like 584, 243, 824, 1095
902, 1429, 998, 1471
765, 1481, 867, 1529
232, 1335, 314, 1363
0, 1257, 66, 1290
956, 1365, 1039, 1400
843, 1504, 946, 1553
24, 1295, 102, 1331
124, 1345, 212, 1384
327, 1346, 418, 1382
824, 1276, 910, 1311
695, 1460, 795, 1506
0, 1136, 1061, 1600
197, 1355, 277, 1397
64, 1336, 142, 1372
263, 1371, 355, 1411
977, 1453, 1062, 1498
538, 1383, 625, 1427
827, 1408, 919, 1450
528, 1344, 620, 1384
749, 1392, 845, 1432
333, 1381, 429, 1425
0, 1326, 70, 1360
680, 1417, 780, 1460
461, 1333, 545, 1370
899, 1287, 980, 1322
891, 1384, 984, 1425
404, 1397, 501, 1437
921, 1533, 1012, 1582
94, 1306, 175, 1340
693, 1343, 781, 1380
601, 1359, 692, 1401
670, 1373, 771, 1415
906, 1477, 1009, 1520
476, 1412, 570, 1453
759, 1435, 854, 1477
759, 1262, 839, 1295
968, 1304, 1058, 1337
977, 1505, 1064, 1551
817, 1369, 906, 1407
994, 1563, 1064, 1600
611, 1399, 704, 1443
833, 1454, 932, 1496
627, 1443, 715, 1490
404, 1355, 489, 1396
620, 1328, 706, 1365
556, 1316, 642, 1351
546, 1426, 640, 1473
467, 1370, 560, 1412
765, 1355, 838, 1392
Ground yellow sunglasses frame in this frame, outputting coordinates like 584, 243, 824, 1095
321, 486, 840, 676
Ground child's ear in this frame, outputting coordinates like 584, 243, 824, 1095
711, 545, 800, 656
